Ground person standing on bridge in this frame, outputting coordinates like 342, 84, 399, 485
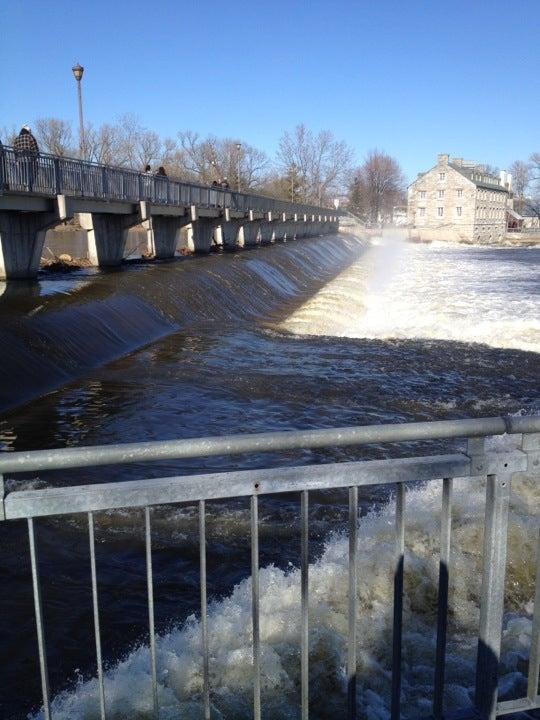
14, 125, 39, 191
156, 166, 167, 177
220, 177, 229, 189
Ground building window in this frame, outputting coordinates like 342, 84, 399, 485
437, 207, 444, 217
419, 207, 425, 217
420, 190, 426, 199
438, 190, 445, 198
439, 172, 446, 180
457, 189, 463, 197
456, 207, 462, 216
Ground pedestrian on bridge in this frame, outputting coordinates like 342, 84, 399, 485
14, 125, 39, 191
156, 166, 167, 177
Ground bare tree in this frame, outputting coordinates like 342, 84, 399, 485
349, 150, 404, 223
530, 152, 540, 182
0, 125, 19, 146
176, 131, 269, 188
276, 124, 353, 205
34, 117, 75, 156
509, 160, 530, 200
116, 114, 162, 170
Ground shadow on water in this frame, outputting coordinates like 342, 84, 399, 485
0, 235, 367, 413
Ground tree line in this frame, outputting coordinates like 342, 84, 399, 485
509, 154, 540, 219
1, 115, 405, 214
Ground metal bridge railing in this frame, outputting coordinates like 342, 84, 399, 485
0, 146, 334, 217
1, 415, 539, 720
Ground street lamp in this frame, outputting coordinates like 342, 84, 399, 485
72, 63, 85, 158
291, 162, 296, 202
236, 143, 241, 192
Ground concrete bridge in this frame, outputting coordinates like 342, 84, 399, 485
0, 147, 339, 280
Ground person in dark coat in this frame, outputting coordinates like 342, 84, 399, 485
14, 125, 39, 190
156, 166, 167, 177
14, 126, 39, 156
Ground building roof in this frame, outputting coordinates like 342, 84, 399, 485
448, 160, 508, 192
506, 207, 523, 220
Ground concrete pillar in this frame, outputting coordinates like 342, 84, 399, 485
191, 217, 220, 253
151, 215, 190, 259
0, 210, 58, 280
221, 220, 241, 250
77, 212, 139, 267
258, 221, 275, 244
242, 222, 261, 247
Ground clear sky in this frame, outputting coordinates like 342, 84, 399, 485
1, 0, 538, 181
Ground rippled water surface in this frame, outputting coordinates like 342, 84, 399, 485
0, 233, 539, 719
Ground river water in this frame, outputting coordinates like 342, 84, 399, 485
0, 233, 539, 719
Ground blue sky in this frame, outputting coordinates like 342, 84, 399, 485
1, 0, 538, 181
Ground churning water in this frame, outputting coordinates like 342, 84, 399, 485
0, 233, 539, 719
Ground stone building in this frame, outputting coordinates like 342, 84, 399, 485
407, 154, 510, 243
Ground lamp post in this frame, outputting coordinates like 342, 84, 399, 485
291, 162, 296, 202
236, 143, 241, 192
72, 63, 85, 158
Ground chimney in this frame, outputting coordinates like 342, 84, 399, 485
506, 173, 512, 191
499, 170, 506, 187
437, 153, 449, 165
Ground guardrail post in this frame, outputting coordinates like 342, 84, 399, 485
473, 438, 511, 720
0, 474, 4, 521
53, 158, 61, 194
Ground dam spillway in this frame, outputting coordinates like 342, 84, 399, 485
0, 233, 539, 720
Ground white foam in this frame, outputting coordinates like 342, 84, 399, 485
280, 233, 540, 353
33, 474, 540, 719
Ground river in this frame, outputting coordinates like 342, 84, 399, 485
0, 232, 539, 719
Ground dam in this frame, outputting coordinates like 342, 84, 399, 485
0, 231, 539, 720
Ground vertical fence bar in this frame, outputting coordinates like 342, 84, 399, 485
391, 483, 405, 720
348, 486, 358, 720
251, 494, 261, 720
433, 478, 453, 718
527, 528, 540, 700
144, 507, 159, 719
88, 511, 106, 720
475, 473, 511, 720
301, 490, 309, 720
199, 500, 210, 720
28, 518, 51, 720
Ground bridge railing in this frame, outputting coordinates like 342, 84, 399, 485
4, 415, 537, 720
0, 146, 334, 217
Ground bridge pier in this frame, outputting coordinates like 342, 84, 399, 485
77, 212, 140, 267
0, 209, 58, 279
150, 215, 191, 259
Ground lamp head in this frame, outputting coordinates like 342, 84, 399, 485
72, 63, 84, 81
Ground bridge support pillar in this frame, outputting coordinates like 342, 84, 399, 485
259, 221, 276, 244
150, 215, 190, 259
241, 221, 261, 247
221, 220, 241, 250
190, 216, 220, 253
0, 210, 58, 280
77, 212, 140, 267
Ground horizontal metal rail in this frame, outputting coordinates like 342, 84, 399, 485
1, 417, 539, 720
0, 145, 334, 216
0, 415, 537, 474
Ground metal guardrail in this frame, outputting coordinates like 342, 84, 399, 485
1, 415, 540, 720
0, 146, 335, 217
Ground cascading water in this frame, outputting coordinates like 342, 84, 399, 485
1, 232, 539, 720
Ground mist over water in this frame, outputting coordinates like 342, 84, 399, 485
281, 231, 540, 353
1, 234, 539, 719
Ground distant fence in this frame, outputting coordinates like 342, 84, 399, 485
1, 415, 539, 720
0, 146, 334, 217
